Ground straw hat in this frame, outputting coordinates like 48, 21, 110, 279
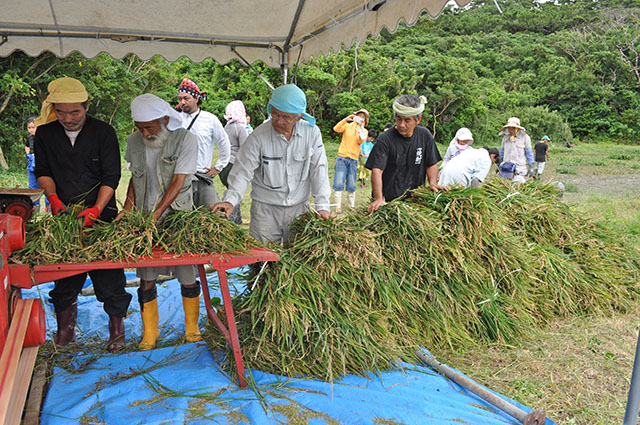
501, 117, 525, 131
353, 109, 370, 126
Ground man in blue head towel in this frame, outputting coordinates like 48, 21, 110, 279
210, 84, 331, 245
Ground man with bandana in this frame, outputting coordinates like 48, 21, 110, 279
210, 84, 331, 245
119, 93, 201, 350
498, 117, 534, 178
176, 78, 230, 207
33, 77, 131, 352
365, 94, 445, 213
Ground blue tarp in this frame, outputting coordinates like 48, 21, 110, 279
22, 269, 556, 425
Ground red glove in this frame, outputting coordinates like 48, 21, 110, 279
77, 206, 101, 228
47, 194, 66, 216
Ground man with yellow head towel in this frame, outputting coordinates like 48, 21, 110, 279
34, 77, 131, 352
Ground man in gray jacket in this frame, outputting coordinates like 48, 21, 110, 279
119, 93, 202, 350
210, 84, 331, 245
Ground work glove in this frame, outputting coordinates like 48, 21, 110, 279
77, 205, 101, 228
47, 194, 66, 216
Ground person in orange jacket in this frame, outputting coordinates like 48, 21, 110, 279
332, 109, 369, 212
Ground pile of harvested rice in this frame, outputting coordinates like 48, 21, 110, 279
208, 180, 639, 381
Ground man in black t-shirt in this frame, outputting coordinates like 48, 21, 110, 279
533, 135, 550, 177
365, 94, 445, 213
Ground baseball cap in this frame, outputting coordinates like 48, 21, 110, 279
498, 162, 517, 179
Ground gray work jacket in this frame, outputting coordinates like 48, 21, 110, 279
223, 120, 331, 211
126, 128, 197, 214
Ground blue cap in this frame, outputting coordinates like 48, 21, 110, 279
498, 161, 517, 179
267, 84, 316, 126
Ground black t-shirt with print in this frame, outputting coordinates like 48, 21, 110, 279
365, 126, 442, 201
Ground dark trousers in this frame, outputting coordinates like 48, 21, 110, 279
49, 269, 131, 317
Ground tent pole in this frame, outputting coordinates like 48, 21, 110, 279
281, 51, 289, 85
230, 47, 274, 90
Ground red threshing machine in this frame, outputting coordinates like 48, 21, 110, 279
0, 211, 279, 424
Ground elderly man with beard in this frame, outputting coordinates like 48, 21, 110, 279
119, 93, 200, 350
34, 77, 130, 352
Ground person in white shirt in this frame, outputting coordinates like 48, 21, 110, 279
210, 84, 331, 245
438, 146, 500, 188
176, 78, 231, 206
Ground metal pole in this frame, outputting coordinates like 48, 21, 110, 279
230, 47, 275, 90
415, 350, 546, 425
623, 328, 640, 425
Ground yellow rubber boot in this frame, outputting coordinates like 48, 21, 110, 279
183, 296, 202, 342
139, 298, 159, 351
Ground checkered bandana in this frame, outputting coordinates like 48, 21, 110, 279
178, 77, 207, 100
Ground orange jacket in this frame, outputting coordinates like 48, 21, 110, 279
334, 118, 368, 160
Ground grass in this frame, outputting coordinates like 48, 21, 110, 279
435, 309, 640, 425
556, 167, 578, 175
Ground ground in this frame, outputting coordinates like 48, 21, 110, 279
3, 140, 640, 425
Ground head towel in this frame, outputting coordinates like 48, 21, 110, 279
131, 93, 183, 131
267, 84, 315, 126
35, 77, 89, 127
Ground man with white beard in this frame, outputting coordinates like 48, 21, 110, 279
118, 93, 201, 350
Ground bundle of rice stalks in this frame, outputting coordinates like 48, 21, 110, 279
206, 180, 640, 382
157, 208, 261, 255
229, 214, 416, 381
11, 205, 93, 264
369, 192, 537, 347
87, 209, 158, 262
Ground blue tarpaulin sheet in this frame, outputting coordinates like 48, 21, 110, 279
21, 268, 556, 425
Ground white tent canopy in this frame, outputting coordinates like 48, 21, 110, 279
0, 0, 469, 68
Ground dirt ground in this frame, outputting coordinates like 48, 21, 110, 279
557, 173, 640, 203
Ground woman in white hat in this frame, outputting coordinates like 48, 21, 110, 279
498, 117, 534, 177
441, 127, 474, 169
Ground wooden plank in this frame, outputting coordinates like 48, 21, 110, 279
3, 346, 38, 425
0, 299, 33, 424
22, 361, 46, 425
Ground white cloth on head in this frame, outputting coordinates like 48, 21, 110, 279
131, 93, 183, 131
453, 127, 473, 143
224, 100, 247, 125
392, 95, 427, 117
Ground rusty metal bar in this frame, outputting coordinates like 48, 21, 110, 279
415, 350, 546, 425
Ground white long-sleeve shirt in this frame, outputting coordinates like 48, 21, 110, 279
223, 120, 331, 211
438, 147, 492, 188
180, 109, 230, 173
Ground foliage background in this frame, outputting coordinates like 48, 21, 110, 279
1, 0, 640, 169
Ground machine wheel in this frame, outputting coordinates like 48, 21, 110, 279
4, 200, 33, 221
8, 285, 22, 323
23, 300, 46, 347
